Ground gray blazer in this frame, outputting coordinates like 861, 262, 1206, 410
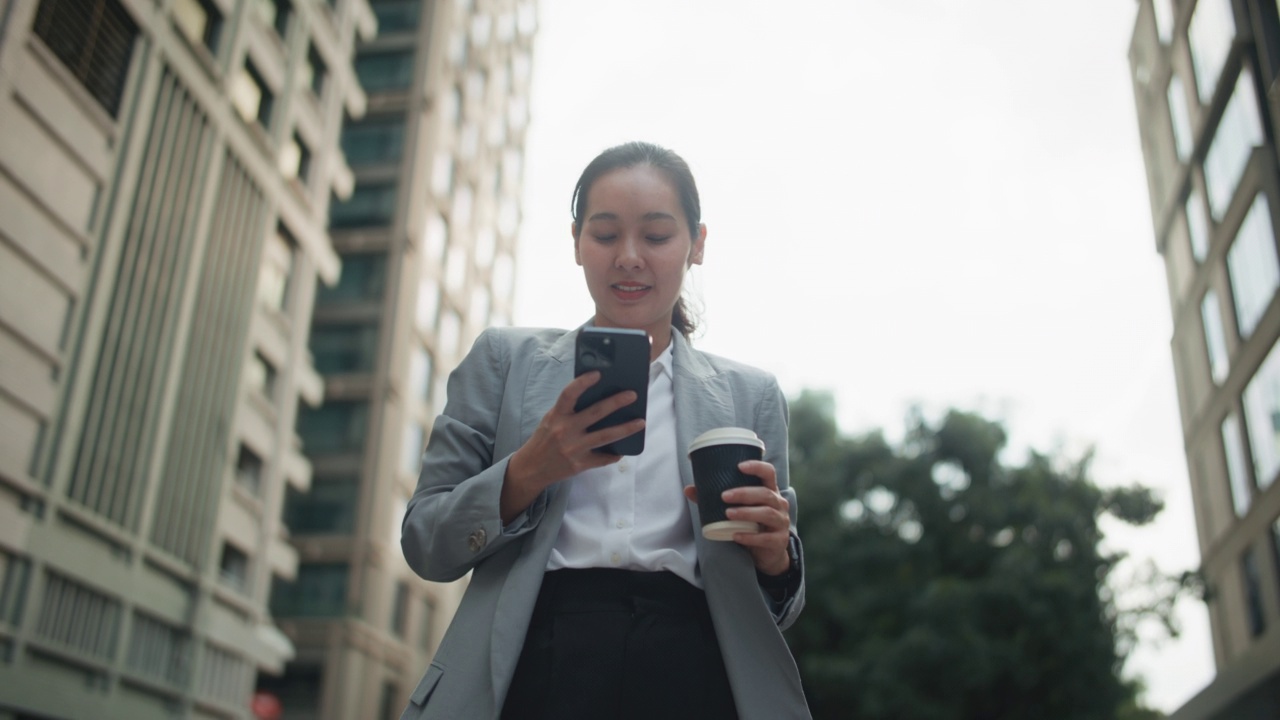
400, 326, 810, 719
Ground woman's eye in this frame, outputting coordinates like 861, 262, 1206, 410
593, 234, 617, 243
646, 236, 671, 244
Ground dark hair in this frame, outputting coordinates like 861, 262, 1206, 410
570, 141, 702, 338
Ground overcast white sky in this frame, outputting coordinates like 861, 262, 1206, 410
511, 1, 1214, 711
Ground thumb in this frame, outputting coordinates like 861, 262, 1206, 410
682, 485, 698, 503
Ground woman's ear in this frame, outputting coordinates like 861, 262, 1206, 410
689, 224, 707, 266
572, 223, 582, 265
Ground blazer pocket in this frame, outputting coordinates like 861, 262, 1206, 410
409, 662, 445, 707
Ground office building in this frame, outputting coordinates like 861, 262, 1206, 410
259, 0, 535, 717
0, 0, 375, 716
1129, 0, 1280, 716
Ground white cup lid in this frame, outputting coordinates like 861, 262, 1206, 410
688, 427, 764, 454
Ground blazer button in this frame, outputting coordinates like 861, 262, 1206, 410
467, 528, 487, 553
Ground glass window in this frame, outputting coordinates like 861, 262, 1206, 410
466, 69, 486, 104
432, 154, 455, 197
319, 253, 387, 304
379, 681, 399, 720
258, 228, 295, 310
1243, 548, 1266, 637
371, 0, 421, 33
470, 13, 491, 47
1169, 75, 1194, 160
280, 133, 312, 183
1204, 69, 1264, 218
423, 213, 448, 262
1272, 517, 1280, 595
409, 345, 433, 402
32, 0, 139, 118
1189, 0, 1234, 103
1223, 413, 1253, 517
235, 443, 264, 494
330, 183, 397, 228
297, 401, 369, 453
0, 549, 32, 627
257, 0, 290, 38
437, 310, 461, 361
1154, 0, 1174, 43
246, 351, 277, 400
475, 228, 496, 268
173, 0, 222, 53
1244, 341, 1280, 491
1227, 194, 1280, 338
305, 44, 326, 96
341, 115, 406, 166
218, 543, 250, 592
496, 11, 516, 42
470, 287, 491, 328
1203, 289, 1229, 384
401, 423, 424, 475
255, 664, 321, 716
270, 564, 347, 617
311, 323, 379, 374
445, 244, 468, 293
416, 277, 440, 332
492, 252, 515, 304
419, 597, 435, 650
1187, 188, 1210, 262
516, 1, 536, 36
355, 48, 415, 92
231, 61, 273, 128
285, 476, 359, 534
450, 183, 471, 228
391, 582, 409, 635
448, 27, 468, 67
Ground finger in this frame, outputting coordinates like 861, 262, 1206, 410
731, 529, 790, 550
574, 389, 640, 428
682, 486, 697, 503
722, 485, 789, 512
727, 504, 791, 533
583, 418, 646, 452
554, 371, 602, 414
737, 460, 778, 491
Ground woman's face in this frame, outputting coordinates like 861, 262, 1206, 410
574, 164, 705, 352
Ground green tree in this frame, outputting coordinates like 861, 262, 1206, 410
785, 391, 1186, 720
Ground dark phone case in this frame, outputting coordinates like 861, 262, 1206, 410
573, 327, 649, 455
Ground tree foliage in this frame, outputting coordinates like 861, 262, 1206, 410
785, 391, 1184, 720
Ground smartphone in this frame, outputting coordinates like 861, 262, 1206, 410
574, 327, 650, 455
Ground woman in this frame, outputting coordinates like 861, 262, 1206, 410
400, 142, 810, 720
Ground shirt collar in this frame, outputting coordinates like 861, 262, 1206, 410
652, 342, 674, 381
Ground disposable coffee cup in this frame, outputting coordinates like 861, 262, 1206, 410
688, 427, 766, 541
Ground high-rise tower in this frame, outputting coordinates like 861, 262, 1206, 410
259, 1, 535, 717
1129, 1, 1280, 716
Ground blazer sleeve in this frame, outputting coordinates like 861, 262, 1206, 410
755, 376, 806, 630
400, 329, 549, 583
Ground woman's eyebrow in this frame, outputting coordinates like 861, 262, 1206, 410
641, 212, 677, 222
586, 211, 677, 223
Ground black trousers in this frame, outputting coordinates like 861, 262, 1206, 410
500, 569, 738, 720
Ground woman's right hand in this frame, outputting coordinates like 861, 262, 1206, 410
500, 371, 645, 523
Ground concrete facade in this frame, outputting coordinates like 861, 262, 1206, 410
0, 0, 373, 717
1129, 0, 1280, 717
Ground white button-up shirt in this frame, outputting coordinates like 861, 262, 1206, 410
546, 343, 700, 586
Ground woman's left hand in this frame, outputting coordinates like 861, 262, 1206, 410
682, 460, 792, 577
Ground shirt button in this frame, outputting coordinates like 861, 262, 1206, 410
618, 461, 629, 473
616, 520, 625, 529
610, 553, 621, 565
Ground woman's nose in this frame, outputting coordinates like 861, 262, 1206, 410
615, 236, 644, 269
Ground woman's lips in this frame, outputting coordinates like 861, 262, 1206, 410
610, 283, 651, 301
